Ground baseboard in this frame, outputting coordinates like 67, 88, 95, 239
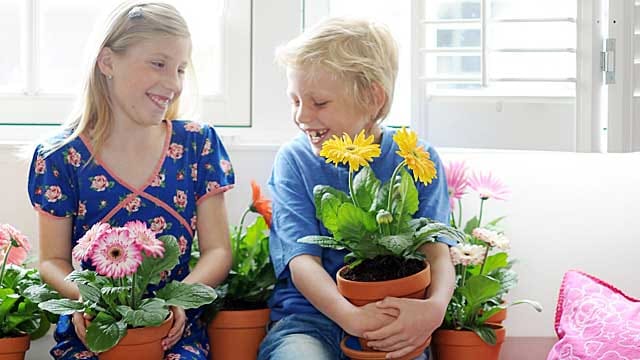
500, 337, 557, 360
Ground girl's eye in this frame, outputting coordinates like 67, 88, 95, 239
151, 61, 165, 68
315, 101, 328, 107
291, 99, 300, 107
178, 68, 186, 75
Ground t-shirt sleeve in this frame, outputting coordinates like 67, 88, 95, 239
416, 144, 457, 246
27, 145, 77, 218
195, 124, 235, 204
268, 148, 323, 278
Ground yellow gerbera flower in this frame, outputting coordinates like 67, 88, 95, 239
393, 127, 437, 185
320, 130, 381, 172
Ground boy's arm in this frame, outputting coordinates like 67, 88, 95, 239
289, 254, 398, 337
361, 242, 455, 359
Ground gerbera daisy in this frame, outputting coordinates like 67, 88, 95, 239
125, 220, 164, 258
250, 180, 272, 228
90, 228, 142, 278
467, 171, 510, 201
0, 224, 31, 266
444, 161, 468, 210
72, 223, 110, 263
393, 127, 437, 185
319, 130, 381, 172
449, 244, 485, 266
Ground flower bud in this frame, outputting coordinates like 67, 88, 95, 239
376, 210, 393, 225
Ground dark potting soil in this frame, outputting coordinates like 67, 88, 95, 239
340, 256, 426, 282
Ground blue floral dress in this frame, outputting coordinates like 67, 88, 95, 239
27, 120, 235, 360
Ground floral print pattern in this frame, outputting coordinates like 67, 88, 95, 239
27, 120, 232, 360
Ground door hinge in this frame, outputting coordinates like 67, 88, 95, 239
600, 38, 616, 84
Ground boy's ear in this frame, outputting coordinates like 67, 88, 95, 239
97, 47, 115, 78
369, 82, 387, 120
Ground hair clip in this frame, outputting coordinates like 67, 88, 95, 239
128, 6, 144, 19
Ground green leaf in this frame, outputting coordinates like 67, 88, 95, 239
377, 234, 413, 256
22, 284, 59, 303
0, 293, 20, 321
469, 253, 508, 276
390, 169, 419, 222
334, 202, 377, 240
473, 325, 497, 345
317, 192, 348, 237
313, 185, 350, 219
459, 275, 501, 311
155, 282, 217, 309
119, 298, 169, 327
77, 283, 102, 304
352, 167, 381, 211
297, 236, 345, 250
38, 299, 84, 315
136, 235, 181, 295
85, 312, 127, 353
463, 216, 480, 235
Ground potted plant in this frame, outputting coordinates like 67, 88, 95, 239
192, 180, 275, 360
432, 161, 542, 360
0, 223, 59, 360
39, 221, 217, 359
297, 129, 465, 359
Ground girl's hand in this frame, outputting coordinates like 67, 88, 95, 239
71, 311, 93, 348
162, 306, 186, 351
363, 297, 445, 359
345, 302, 399, 338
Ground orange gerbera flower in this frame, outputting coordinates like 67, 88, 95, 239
250, 180, 272, 228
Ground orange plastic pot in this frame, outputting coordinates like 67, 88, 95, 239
96, 311, 173, 360
431, 325, 506, 360
336, 261, 431, 306
208, 308, 270, 360
340, 335, 430, 360
487, 308, 507, 325
0, 334, 30, 360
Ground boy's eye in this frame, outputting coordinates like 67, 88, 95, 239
151, 61, 165, 68
291, 99, 300, 107
178, 68, 186, 75
314, 101, 329, 107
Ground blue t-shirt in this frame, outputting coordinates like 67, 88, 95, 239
267, 127, 453, 321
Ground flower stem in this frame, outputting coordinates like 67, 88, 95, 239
0, 243, 12, 286
236, 208, 251, 258
478, 198, 485, 227
461, 264, 467, 287
386, 160, 406, 213
457, 198, 463, 230
348, 169, 360, 208
479, 245, 490, 275
130, 273, 136, 309
450, 211, 457, 228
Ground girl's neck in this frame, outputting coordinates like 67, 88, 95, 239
105, 119, 167, 151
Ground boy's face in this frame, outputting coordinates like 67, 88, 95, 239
102, 35, 191, 128
286, 66, 379, 155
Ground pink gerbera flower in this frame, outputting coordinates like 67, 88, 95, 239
444, 161, 468, 210
0, 224, 31, 266
467, 171, 510, 201
124, 220, 164, 258
90, 228, 142, 278
73, 223, 110, 263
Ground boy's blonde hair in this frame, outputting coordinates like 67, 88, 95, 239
42, 1, 191, 157
276, 17, 398, 122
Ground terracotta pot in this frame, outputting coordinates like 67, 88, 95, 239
97, 311, 173, 360
431, 325, 506, 360
337, 261, 431, 353
336, 261, 431, 307
208, 308, 270, 360
340, 335, 430, 360
0, 334, 30, 360
487, 308, 507, 325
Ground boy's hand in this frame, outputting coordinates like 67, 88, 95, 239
344, 302, 399, 338
363, 297, 446, 359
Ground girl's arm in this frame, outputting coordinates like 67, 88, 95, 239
289, 254, 397, 338
362, 241, 455, 359
37, 214, 79, 299
183, 192, 232, 287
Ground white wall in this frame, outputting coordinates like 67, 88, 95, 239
3, 142, 639, 344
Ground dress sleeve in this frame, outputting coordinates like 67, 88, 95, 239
268, 148, 323, 278
195, 125, 235, 204
27, 145, 78, 218
416, 144, 457, 246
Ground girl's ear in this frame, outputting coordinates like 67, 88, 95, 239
369, 81, 387, 121
97, 47, 115, 78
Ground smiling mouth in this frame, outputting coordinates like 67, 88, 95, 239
307, 129, 329, 144
147, 93, 171, 110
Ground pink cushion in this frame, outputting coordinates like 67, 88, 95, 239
547, 270, 640, 360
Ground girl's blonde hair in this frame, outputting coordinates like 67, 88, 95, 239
275, 17, 398, 122
42, 1, 191, 157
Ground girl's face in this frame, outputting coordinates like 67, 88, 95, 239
102, 35, 191, 128
286, 66, 382, 154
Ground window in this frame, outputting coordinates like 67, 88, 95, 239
0, 0, 251, 129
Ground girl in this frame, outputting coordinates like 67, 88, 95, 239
259, 17, 456, 360
27, 2, 233, 359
